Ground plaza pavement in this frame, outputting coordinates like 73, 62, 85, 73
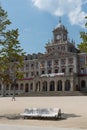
0, 124, 85, 130
0, 96, 87, 129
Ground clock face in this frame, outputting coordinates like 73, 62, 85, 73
56, 34, 61, 40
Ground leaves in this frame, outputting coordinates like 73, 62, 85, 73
78, 16, 87, 53
0, 5, 25, 85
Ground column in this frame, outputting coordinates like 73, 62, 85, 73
45, 60, 47, 74
55, 80, 57, 91
66, 57, 68, 74
40, 80, 43, 92
70, 80, 74, 91
38, 61, 41, 75
47, 81, 50, 91
59, 59, 61, 73
33, 81, 36, 92
62, 80, 65, 91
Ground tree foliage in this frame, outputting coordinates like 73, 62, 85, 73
78, 16, 87, 52
0, 5, 25, 87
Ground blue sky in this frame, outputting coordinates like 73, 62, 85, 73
0, 0, 87, 54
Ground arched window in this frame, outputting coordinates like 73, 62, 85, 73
50, 81, 55, 91
65, 80, 71, 91
15, 84, 18, 90
20, 83, 24, 90
81, 80, 86, 88
48, 69, 52, 74
42, 81, 47, 91
54, 69, 58, 73
57, 80, 62, 91
25, 83, 29, 92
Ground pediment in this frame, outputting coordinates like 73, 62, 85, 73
39, 50, 74, 59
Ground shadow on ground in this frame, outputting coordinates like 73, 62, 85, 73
0, 113, 81, 121
62, 113, 81, 119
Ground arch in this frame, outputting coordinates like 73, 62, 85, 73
15, 83, 18, 90
25, 83, 29, 92
54, 69, 58, 73
20, 83, 24, 90
81, 80, 86, 88
57, 80, 62, 91
50, 81, 55, 91
65, 80, 71, 91
42, 81, 47, 91
6, 84, 9, 90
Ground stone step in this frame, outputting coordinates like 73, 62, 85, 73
19, 91, 87, 97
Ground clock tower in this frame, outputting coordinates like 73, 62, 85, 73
53, 18, 68, 44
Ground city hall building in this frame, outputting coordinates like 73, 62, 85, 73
0, 19, 87, 96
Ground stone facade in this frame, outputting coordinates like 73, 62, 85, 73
0, 19, 87, 96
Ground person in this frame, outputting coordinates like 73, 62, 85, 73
58, 109, 61, 119
11, 84, 16, 101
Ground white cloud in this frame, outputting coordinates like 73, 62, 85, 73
31, 0, 87, 27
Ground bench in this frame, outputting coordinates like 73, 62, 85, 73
20, 108, 61, 119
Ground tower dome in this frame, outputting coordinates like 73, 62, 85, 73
53, 17, 68, 43
55, 17, 65, 30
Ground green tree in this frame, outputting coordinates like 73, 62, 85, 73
78, 16, 87, 52
0, 6, 25, 97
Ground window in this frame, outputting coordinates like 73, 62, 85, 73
47, 60, 52, 67
55, 69, 58, 73
69, 68, 73, 73
61, 59, 66, 65
81, 68, 84, 74
62, 68, 65, 73
81, 80, 86, 88
40, 61, 45, 68
20, 84, 24, 90
25, 56, 28, 60
36, 71, 39, 76
54, 60, 59, 66
26, 73, 29, 78
68, 58, 73, 64
42, 70, 45, 74
31, 72, 34, 76
61, 46, 65, 50
31, 63, 34, 69
48, 69, 52, 74
80, 56, 85, 65
26, 64, 29, 70
15, 84, 18, 90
